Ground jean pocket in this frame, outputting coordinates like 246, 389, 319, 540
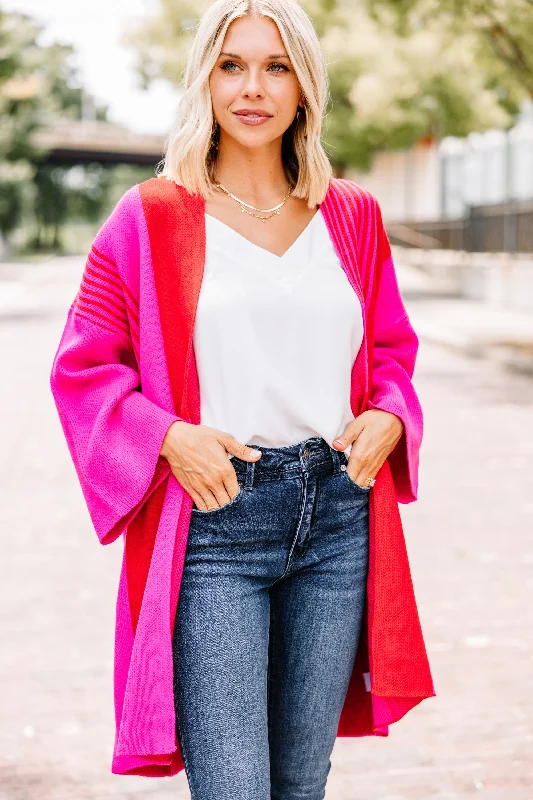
342, 468, 371, 493
191, 483, 245, 514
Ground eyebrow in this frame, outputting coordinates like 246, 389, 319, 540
219, 51, 290, 59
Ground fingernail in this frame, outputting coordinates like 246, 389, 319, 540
334, 439, 344, 445
251, 449, 262, 456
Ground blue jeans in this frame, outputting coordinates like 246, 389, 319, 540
172, 436, 370, 800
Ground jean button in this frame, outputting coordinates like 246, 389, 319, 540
340, 464, 346, 471
303, 447, 310, 459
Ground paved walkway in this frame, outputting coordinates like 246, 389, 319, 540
1, 256, 532, 799
396, 261, 533, 374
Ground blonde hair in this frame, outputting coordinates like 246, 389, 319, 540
156, 0, 333, 208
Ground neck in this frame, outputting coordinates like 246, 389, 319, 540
213, 135, 290, 206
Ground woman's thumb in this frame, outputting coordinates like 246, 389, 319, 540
224, 435, 262, 461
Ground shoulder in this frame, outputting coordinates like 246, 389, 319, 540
137, 175, 177, 204
325, 179, 390, 274
326, 178, 382, 229
328, 177, 380, 208
97, 177, 197, 240
136, 175, 200, 212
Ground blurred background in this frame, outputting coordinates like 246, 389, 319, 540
1, 1, 532, 798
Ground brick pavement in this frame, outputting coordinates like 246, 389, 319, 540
1, 257, 532, 799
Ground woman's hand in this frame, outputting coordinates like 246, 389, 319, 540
160, 421, 262, 510
332, 409, 404, 488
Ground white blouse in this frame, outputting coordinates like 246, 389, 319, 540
192, 208, 364, 460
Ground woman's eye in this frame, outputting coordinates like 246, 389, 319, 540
220, 61, 289, 73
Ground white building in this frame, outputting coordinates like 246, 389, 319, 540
348, 100, 533, 223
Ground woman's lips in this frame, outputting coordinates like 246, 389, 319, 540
233, 112, 273, 126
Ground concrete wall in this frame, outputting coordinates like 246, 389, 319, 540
395, 245, 533, 313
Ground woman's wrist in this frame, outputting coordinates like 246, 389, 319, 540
160, 420, 189, 459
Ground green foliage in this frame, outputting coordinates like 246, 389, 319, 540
367, 0, 533, 97
0, 10, 114, 251
0, 179, 24, 238
27, 163, 116, 252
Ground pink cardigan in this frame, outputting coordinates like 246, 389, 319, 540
50, 176, 434, 777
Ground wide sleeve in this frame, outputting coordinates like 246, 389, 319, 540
49, 196, 182, 546
367, 199, 423, 504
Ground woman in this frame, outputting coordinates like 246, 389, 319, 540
50, 0, 434, 797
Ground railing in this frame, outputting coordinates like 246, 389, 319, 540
388, 200, 533, 254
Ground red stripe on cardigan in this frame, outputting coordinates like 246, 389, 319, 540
74, 295, 130, 338
125, 179, 205, 635
91, 244, 140, 306
88, 250, 140, 329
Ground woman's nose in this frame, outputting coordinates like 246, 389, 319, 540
241, 69, 265, 99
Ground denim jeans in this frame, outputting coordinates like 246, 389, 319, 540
172, 436, 370, 800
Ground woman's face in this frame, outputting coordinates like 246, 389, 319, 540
209, 14, 302, 151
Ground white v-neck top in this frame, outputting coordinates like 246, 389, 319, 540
192, 209, 364, 459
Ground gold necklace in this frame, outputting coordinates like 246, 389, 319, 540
214, 181, 293, 222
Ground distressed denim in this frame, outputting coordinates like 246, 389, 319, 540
172, 436, 370, 800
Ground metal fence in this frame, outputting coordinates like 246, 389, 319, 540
388, 200, 533, 253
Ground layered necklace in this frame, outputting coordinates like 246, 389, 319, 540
214, 180, 293, 222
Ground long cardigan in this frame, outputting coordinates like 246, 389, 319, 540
49, 176, 435, 778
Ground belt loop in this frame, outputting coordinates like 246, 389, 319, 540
329, 445, 342, 475
245, 459, 255, 490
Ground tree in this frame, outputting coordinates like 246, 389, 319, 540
0, 10, 112, 252
367, 0, 533, 98
0, 11, 45, 239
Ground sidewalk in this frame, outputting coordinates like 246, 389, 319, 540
396, 261, 533, 375
0, 256, 81, 322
